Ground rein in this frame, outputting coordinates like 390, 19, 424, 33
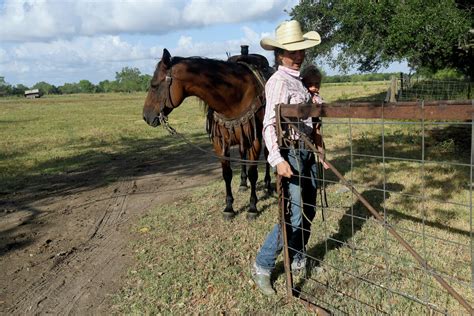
160, 118, 268, 165
237, 62, 266, 92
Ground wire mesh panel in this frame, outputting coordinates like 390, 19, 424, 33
398, 75, 472, 101
277, 101, 474, 315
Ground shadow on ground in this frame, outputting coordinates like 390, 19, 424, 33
0, 131, 228, 256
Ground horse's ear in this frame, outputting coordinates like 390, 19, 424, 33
162, 48, 171, 67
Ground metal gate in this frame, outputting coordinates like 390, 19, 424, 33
276, 100, 474, 315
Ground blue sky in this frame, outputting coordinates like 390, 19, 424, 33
0, 0, 409, 87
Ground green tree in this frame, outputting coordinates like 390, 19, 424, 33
12, 84, 29, 96
97, 79, 120, 93
115, 67, 142, 92
0, 76, 11, 96
32, 81, 57, 95
78, 79, 96, 93
291, 0, 473, 76
58, 82, 81, 94
140, 74, 152, 91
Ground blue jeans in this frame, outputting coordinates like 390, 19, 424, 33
256, 146, 317, 270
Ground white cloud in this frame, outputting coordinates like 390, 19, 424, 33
177, 36, 193, 51
170, 26, 272, 60
0, 0, 292, 42
9, 36, 152, 64
241, 26, 263, 46
0, 0, 80, 41
0, 48, 8, 63
0, 0, 297, 86
182, 0, 287, 25
1, 60, 30, 77
75, 0, 182, 35
0, 35, 161, 85
0, 24, 277, 86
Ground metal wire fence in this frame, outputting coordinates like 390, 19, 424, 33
398, 74, 472, 101
277, 100, 474, 315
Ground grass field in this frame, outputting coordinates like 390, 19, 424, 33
0, 93, 210, 196
1, 81, 472, 314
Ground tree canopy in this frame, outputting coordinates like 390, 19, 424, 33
115, 67, 140, 92
0, 67, 153, 97
32, 81, 58, 95
291, 0, 473, 76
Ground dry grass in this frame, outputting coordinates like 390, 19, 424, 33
299, 116, 473, 314
117, 181, 314, 314
322, 81, 389, 102
0, 93, 207, 195
114, 82, 472, 314
2, 84, 472, 314
113, 84, 474, 315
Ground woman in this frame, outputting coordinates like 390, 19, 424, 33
252, 20, 321, 295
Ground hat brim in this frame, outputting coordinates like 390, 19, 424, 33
260, 31, 321, 51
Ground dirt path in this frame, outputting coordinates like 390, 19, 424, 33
0, 150, 222, 315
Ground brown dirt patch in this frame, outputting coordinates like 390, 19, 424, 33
0, 148, 222, 314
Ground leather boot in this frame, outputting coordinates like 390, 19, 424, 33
251, 262, 276, 295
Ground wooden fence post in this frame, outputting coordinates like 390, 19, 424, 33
390, 76, 397, 102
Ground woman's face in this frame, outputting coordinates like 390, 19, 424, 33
280, 49, 305, 70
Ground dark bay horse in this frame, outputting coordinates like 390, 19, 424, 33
143, 48, 271, 219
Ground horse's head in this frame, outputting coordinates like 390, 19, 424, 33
143, 48, 184, 127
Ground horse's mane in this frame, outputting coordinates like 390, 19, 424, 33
170, 55, 209, 65
170, 55, 227, 66
169, 56, 249, 76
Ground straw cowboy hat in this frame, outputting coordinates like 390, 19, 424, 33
260, 20, 321, 51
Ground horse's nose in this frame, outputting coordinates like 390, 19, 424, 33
143, 110, 160, 127
143, 109, 154, 126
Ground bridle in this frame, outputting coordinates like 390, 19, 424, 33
157, 67, 178, 134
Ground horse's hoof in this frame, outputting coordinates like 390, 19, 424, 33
266, 187, 275, 196
223, 211, 236, 221
238, 185, 248, 192
246, 212, 258, 220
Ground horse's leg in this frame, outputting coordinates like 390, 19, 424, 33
263, 147, 273, 194
246, 162, 258, 220
212, 129, 236, 219
246, 143, 260, 220
212, 137, 235, 219
239, 150, 248, 191
221, 156, 235, 219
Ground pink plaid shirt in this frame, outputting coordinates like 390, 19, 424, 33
263, 66, 313, 167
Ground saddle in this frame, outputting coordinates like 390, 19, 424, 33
227, 53, 274, 82
205, 50, 273, 154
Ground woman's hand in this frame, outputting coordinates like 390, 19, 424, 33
276, 161, 293, 178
